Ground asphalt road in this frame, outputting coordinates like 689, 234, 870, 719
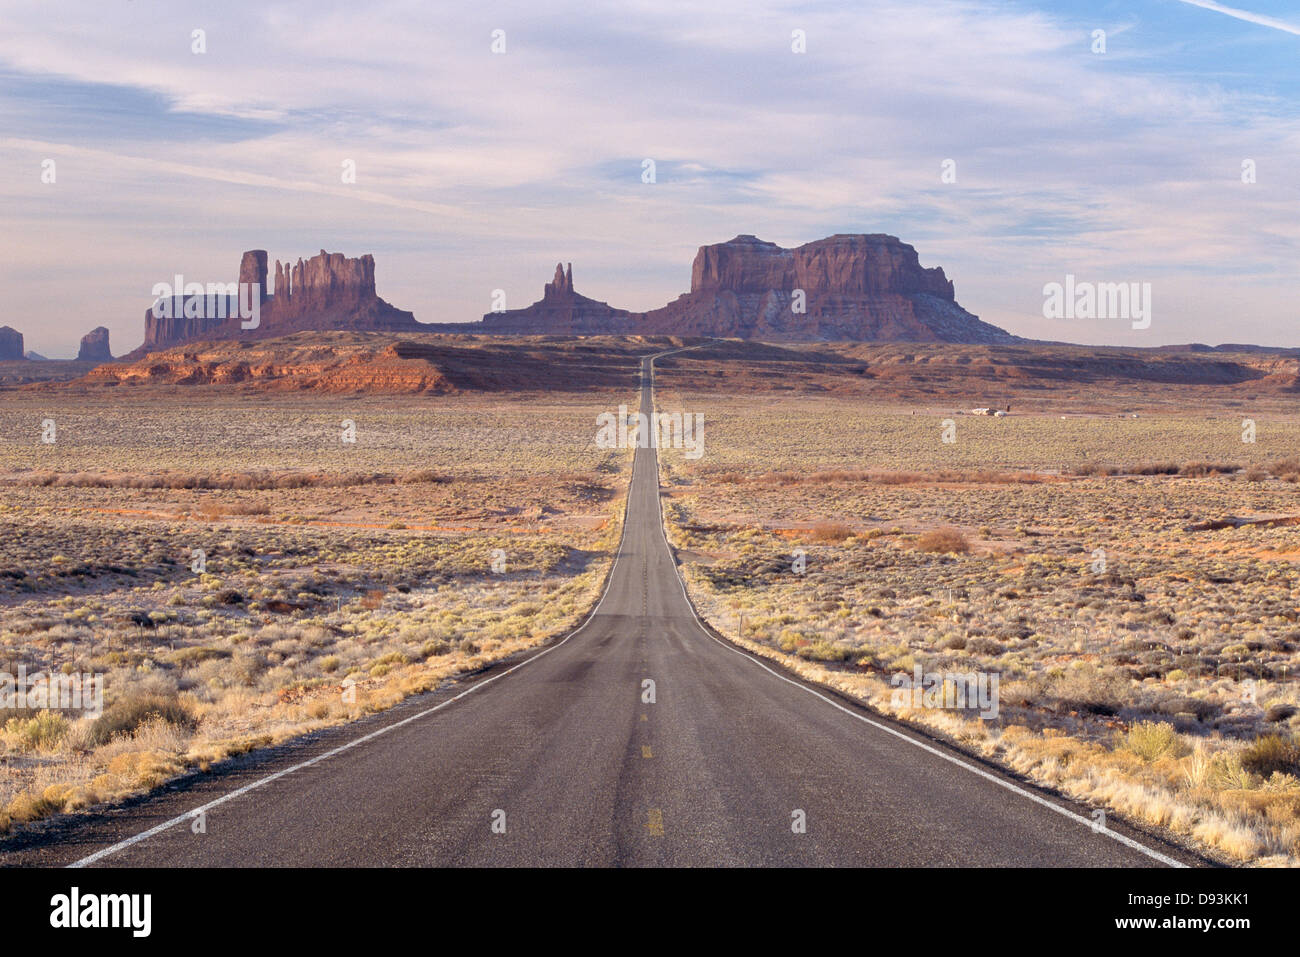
9, 352, 1198, 867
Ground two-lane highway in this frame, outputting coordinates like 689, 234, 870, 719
17, 351, 1194, 867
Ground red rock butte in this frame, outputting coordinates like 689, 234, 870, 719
125, 249, 420, 359
464, 234, 1017, 344
122, 233, 1018, 355
77, 326, 113, 362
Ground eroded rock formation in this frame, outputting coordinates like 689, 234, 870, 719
465, 235, 1014, 343
77, 326, 113, 362
476, 262, 636, 335
636, 234, 1015, 343
130, 249, 418, 358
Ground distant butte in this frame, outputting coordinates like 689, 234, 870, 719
428, 233, 1017, 344
122, 233, 1014, 352
77, 326, 113, 362
633, 234, 1018, 344
10, 231, 1300, 358
0, 325, 24, 360
123, 249, 420, 359
468, 262, 637, 335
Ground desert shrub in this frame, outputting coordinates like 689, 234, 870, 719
2, 710, 69, 752
1073, 463, 1120, 476
757, 471, 804, 485
88, 693, 196, 747
1048, 667, 1127, 716
916, 527, 970, 554
230, 650, 268, 685
397, 470, 447, 484
6, 789, 63, 823
1269, 458, 1300, 482
801, 640, 852, 662
1128, 463, 1180, 475
871, 472, 925, 485
168, 646, 231, 667
196, 501, 271, 519
1265, 703, 1298, 723
1124, 721, 1186, 761
809, 469, 872, 483
1153, 695, 1220, 721
1180, 462, 1239, 477
809, 522, 854, 543
1240, 734, 1300, 778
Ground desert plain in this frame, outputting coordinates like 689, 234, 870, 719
1, 334, 1298, 866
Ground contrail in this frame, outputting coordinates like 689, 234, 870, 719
1174, 0, 1300, 36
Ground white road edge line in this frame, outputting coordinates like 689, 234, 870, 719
66, 357, 673, 869
647, 350, 1187, 869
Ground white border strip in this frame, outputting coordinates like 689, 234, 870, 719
646, 351, 1187, 869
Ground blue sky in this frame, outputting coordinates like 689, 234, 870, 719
1, 0, 1297, 356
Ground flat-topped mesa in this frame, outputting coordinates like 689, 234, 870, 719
131, 249, 418, 358
635, 233, 1013, 344
689, 234, 955, 299
442, 232, 1014, 343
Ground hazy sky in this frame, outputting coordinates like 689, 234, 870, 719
1, 0, 1298, 356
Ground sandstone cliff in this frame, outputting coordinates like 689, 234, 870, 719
128, 250, 419, 357
453, 234, 1014, 344
634, 234, 1015, 343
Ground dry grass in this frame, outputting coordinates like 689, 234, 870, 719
0, 392, 635, 836
654, 378, 1300, 865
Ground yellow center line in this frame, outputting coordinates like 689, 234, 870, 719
647, 809, 664, 836
641, 745, 653, 758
